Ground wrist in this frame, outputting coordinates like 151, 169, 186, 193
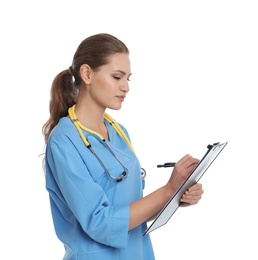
163, 183, 176, 201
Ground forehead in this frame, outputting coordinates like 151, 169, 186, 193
104, 53, 131, 73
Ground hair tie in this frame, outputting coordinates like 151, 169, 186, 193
67, 66, 73, 76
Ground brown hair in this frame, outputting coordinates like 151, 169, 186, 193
42, 33, 129, 142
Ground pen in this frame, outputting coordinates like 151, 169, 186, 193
157, 162, 176, 168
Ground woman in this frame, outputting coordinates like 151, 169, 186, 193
42, 33, 203, 260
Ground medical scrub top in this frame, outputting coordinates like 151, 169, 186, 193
45, 117, 155, 260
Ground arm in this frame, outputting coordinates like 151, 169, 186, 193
129, 154, 204, 230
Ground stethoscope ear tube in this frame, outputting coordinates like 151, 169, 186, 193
104, 113, 135, 154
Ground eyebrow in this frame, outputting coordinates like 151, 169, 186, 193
114, 70, 132, 77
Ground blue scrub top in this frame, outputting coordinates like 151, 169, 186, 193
45, 117, 155, 260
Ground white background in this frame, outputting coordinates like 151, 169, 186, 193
1, 0, 257, 259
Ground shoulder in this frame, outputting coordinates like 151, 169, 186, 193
48, 117, 80, 144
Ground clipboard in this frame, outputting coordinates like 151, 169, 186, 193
144, 141, 228, 236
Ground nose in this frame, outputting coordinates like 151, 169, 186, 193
121, 80, 130, 93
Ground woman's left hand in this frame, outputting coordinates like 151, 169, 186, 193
180, 183, 204, 205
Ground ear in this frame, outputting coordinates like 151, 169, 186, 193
80, 64, 92, 84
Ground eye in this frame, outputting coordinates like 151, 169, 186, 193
113, 76, 121, 80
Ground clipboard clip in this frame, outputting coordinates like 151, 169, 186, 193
207, 142, 220, 150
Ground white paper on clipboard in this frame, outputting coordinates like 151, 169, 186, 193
144, 141, 228, 236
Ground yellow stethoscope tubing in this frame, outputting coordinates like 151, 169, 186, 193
68, 104, 135, 154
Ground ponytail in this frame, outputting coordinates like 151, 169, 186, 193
42, 68, 78, 142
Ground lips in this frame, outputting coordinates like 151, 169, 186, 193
117, 96, 125, 102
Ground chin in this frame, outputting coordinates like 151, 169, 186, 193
109, 104, 122, 110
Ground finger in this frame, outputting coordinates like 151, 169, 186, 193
182, 191, 203, 199
180, 193, 202, 204
180, 185, 203, 204
177, 154, 199, 169
185, 187, 204, 197
188, 183, 203, 193
183, 188, 203, 198
180, 198, 200, 205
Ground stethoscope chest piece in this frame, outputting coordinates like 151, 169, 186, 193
141, 168, 146, 180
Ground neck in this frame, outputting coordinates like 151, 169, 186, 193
73, 104, 109, 140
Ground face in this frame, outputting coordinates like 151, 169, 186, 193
87, 53, 131, 110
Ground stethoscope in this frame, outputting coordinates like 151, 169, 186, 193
68, 104, 146, 182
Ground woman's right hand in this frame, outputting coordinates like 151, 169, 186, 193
166, 154, 199, 193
